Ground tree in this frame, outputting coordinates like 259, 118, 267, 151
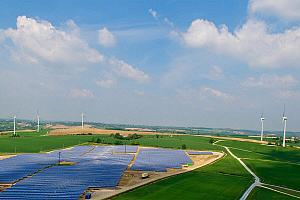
209, 138, 215, 144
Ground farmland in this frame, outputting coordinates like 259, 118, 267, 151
0, 128, 299, 199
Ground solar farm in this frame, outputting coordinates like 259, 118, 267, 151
0, 145, 218, 200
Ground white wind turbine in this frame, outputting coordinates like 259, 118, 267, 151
282, 105, 288, 147
260, 112, 265, 142
13, 115, 16, 136
37, 110, 40, 132
81, 113, 84, 130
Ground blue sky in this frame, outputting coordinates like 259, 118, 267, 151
1, 0, 300, 131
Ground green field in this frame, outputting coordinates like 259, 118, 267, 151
247, 187, 297, 200
0, 132, 222, 153
217, 140, 300, 197
244, 159, 300, 191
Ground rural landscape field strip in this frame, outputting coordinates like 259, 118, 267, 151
216, 139, 300, 199
247, 187, 298, 200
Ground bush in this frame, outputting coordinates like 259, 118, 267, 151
209, 138, 215, 144
114, 140, 123, 145
96, 138, 102, 143
181, 144, 187, 149
130, 141, 140, 145
11, 134, 20, 138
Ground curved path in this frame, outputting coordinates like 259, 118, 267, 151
223, 146, 260, 200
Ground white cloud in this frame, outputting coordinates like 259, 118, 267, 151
95, 79, 115, 88
148, 9, 158, 20
70, 89, 94, 98
242, 74, 298, 88
182, 19, 300, 68
109, 58, 150, 83
201, 87, 233, 100
249, 0, 300, 21
3, 16, 103, 66
98, 27, 116, 47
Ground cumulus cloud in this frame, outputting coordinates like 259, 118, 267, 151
109, 58, 150, 83
3, 16, 103, 66
249, 0, 300, 21
242, 74, 298, 88
182, 19, 300, 68
0, 16, 150, 84
70, 89, 94, 98
98, 27, 116, 47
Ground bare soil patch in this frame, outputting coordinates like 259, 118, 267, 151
198, 135, 268, 144
49, 126, 164, 136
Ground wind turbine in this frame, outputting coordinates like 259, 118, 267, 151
37, 110, 40, 132
13, 115, 16, 136
260, 112, 265, 142
282, 105, 287, 147
81, 113, 84, 130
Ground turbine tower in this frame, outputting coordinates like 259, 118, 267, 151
37, 110, 40, 132
13, 115, 16, 136
282, 105, 287, 147
81, 113, 84, 130
260, 113, 265, 142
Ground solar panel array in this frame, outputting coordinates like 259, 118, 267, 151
187, 151, 213, 155
0, 145, 193, 199
0, 153, 57, 183
0, 145, 135, 200
131, 148, 193, 172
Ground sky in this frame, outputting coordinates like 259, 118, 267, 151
0, 0, 300, 131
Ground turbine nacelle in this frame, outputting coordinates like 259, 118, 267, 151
282, 116, 287, 121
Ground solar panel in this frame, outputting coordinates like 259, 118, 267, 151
0, 145, 134, 200
187, 151, 213, 155
131, 148, 193, 172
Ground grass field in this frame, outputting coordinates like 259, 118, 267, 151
0, 132, 222, 153
247, 187, 297, 200
114, 153, 252, 200
244, 159, 300, 191
217, 139, 300, 197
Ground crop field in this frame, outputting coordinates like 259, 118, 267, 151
217, 140, 300, 198
0, 132, 222, 153
247, 187, 297, 200
244, 159, 300, 190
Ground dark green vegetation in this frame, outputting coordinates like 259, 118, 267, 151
114, 153, 252, 200
248, 187, 297, 200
